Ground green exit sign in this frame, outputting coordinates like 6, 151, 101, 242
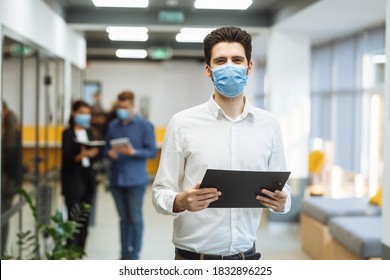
158, 10, 185, 23
148, 47, 173, 60
9, 44, 34, 57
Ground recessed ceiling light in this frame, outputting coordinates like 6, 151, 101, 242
372, 54, 386, 64
194, 0, 252, 10
166, 0, 179, 6
92, 0, 149, 8
106, 26, 148, 34
106, 26, 148, 41
115, 49, 148, 59
176, 28, 215, 43
108, 33, 148, 42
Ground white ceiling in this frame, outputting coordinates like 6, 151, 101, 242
275, 0, 386, 45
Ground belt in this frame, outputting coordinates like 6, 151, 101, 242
175, 245, 261, 260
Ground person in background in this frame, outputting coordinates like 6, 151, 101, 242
152, 26, 291, 260
61, 100, 100, 254
103, 100, 118, 138
90, 91, 107, 140
104, 91, 157, 260
1, 100, 21, 257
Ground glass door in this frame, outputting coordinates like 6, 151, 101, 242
1, 35, 39, 259
1, 33, 64, 259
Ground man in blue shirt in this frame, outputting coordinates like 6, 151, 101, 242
105, 91, 157, 260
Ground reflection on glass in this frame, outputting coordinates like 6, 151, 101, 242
1, 100, 21, 256
1, 37, 23, 257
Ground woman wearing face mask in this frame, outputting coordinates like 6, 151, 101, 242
61, 100, 100, 255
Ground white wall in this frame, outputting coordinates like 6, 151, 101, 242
0, 0, 86, 123
0, 0, 85, 69
266, 30, 311, 179
85, 60, 216, 127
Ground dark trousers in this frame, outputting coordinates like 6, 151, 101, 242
110, 184, 147, 260
64, 173, 94, 251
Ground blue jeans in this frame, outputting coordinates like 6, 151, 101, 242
110, 184, 147, 260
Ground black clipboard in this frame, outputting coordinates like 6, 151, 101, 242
199, 169, 291, 208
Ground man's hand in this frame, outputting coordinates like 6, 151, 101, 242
173, 183, 222, 213
107, 149, 118, 160
113, 143, 136, 156
256, 188, 288, 212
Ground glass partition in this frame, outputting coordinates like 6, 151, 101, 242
1, 36, 24, 257
1, 32, 65, 259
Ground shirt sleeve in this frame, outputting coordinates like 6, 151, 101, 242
62, 129, 83, 164
268, 120, 292, 214
152, 116, 185, 216
133, 121, 157, 160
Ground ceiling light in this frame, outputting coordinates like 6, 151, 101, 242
166, 0, 179, 6
106, 26, 148, 41
176, 28, 215, 43
116, 49, 148, 59
194, 0, 252, 10
372, 54, 386, 64
106, 26, 148, 33
109, 33, 148, 41
92, 0, 149, 8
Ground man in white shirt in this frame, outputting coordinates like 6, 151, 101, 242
152, 26, 291, 260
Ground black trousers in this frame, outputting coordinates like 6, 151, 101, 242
64, 172, 94, 251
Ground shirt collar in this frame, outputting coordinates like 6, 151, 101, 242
207, 95, 256, 121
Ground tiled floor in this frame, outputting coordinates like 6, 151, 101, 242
84, 184, 311, 260
5, 180, 310, 260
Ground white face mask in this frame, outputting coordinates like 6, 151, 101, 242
74, 114, 91, 128
116, 109, 130, 120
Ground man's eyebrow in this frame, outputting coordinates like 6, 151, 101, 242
212, 56, 226, 61
212, 55, 245, 61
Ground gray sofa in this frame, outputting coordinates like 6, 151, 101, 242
328, 216, 382, 259
300, 196, 381, 259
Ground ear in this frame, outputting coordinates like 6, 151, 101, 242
247, 60, 253, 76
205, 64, 212, 79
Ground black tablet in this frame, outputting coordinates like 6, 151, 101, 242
199, 169, 291, 208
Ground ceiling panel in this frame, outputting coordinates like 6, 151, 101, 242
44, 0, 316, 61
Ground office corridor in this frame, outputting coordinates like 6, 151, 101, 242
83, 182, 311, 260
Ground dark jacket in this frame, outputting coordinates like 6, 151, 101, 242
61, 128, 97, 198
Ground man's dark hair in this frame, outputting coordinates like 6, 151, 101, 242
203, 26, 252, 66
117, 91, 134, 103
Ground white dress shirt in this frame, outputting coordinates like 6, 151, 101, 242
152, 95, 291, 255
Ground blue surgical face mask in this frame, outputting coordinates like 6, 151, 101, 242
211, 64, 248, 98
116, 109, 130, 120
74, 114, 91, 128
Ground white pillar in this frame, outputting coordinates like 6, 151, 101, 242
63, 60, 72, 125
383, 0, 390, 260
266, 30, 311, 181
